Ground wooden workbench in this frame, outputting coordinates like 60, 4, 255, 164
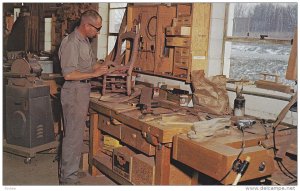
88, 97, 276, 185
88, 97, 198, 185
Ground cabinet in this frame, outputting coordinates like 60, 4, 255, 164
127, 3, 211, 82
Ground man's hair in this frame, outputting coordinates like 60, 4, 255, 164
80, 10, 102, 24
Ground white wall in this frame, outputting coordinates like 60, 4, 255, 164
97, 3, 109, 60
207, 3, 226, 77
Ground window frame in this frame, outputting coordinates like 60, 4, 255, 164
107, 3, 127, 53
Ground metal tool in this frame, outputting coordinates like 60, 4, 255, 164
237, 119, 256, 130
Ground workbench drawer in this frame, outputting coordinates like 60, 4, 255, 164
98, 115, 121, 139
121, 125, 156, 156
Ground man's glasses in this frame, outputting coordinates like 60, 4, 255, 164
89, 23, 102, 32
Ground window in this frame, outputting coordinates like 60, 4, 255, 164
108, 3, 127, 54
44, 18, 52, 51
223, 3, 297, 85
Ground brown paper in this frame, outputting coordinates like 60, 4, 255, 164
191, 70, 231, 115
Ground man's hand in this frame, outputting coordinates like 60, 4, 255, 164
93, 65, 108, 77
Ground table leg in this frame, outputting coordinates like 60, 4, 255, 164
155, 145, 171, 185
89, 110, 100, 176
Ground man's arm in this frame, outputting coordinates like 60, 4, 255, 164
64, 65, 108, 81
92, 59, 104, 70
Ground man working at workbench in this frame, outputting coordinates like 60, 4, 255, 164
58, 10, 108, 185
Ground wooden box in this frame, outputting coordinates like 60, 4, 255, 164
112, 146, 136, 181
166, 26, 191, 36
131, 154, 155, 185
98, 115, 121, 139
166, 37, 191, 47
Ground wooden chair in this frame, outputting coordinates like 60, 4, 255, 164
102, 31, 139, 96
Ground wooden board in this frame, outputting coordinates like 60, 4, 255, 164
172, 127, 275, 185
154, 5, 177, 73
190, 3, 211, 74
255, 80, 291, 93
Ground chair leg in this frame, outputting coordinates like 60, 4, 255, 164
111, 78, 116, 92
102, 75, 106, 95
126, 76, 131, 96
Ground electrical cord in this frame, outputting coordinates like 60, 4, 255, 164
219, 128, 245, 183
272, 126, 297, 179
270, 92, 298, 180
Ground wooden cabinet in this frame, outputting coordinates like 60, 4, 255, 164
127, 3, 211, 82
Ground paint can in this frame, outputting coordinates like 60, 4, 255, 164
234, 95, 245, 117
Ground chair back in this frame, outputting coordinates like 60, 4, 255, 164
113, 31, 139, 74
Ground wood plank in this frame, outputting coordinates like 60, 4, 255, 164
155, 5, 177, 73
255, 80, 291, 93
190, 3, 211, 74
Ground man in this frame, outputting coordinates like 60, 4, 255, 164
58, 10, 108, 185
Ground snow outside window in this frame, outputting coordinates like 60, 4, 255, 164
224, 3, 297, 85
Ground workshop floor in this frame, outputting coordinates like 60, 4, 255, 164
2, 151, 117, 186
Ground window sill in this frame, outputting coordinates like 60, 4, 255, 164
226, 83, 293, 101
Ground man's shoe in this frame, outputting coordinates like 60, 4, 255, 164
59, 180, 80, 185
78, 171, 87, 179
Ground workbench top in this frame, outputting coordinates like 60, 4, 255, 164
90, 97, 199, 143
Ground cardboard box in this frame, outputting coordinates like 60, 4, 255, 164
131, 154, 155, 185
112, 146, 135, 181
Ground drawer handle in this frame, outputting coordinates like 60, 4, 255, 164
131, 134, 137, 139
106, 121, 110, 126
